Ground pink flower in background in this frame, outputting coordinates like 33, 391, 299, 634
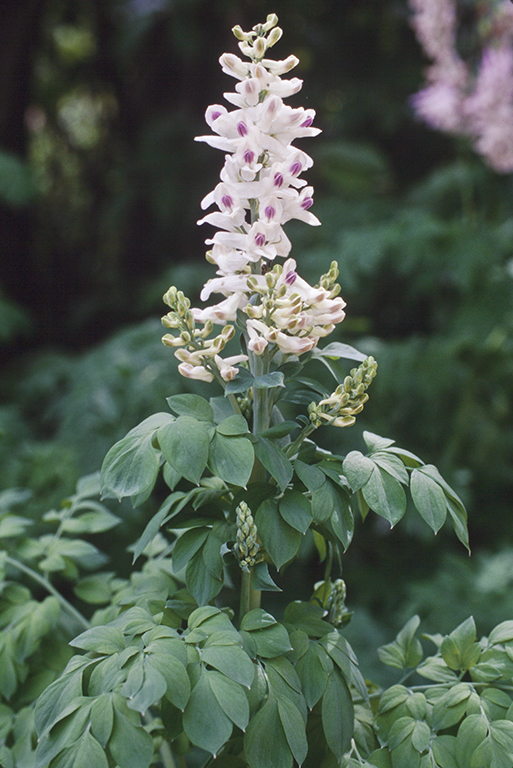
409, 0, 513, 173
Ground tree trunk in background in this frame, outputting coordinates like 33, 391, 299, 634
0, 0, 45, 324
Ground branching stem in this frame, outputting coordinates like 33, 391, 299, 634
4, 555, 90, 631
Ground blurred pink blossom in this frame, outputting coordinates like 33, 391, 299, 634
409, 0, 513, 173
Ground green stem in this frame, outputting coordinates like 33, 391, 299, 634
4, 555, 90, 631
158, 739, 177, 768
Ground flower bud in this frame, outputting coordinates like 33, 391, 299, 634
253, 37, 266, 60
266, 27, 283, 48
262, 13, 279, 32
232, 25, 252, 41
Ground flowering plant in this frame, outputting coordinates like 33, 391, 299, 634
3, 14, 513, 768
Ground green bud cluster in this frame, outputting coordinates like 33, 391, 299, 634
328, 578, 351, 628
232, 14, 282, 62
233, 501, 263, 571
236, 389, 253, 421
308, 356, 378, 428
161, 285, 234, 363
317, 261, 342, 298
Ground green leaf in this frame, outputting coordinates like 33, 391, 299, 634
489, 621, 513, 645
284, 602, 333, 638
166, 394, 214, 421
377, 685, 410, 715
240, 611, 292, 658
295, 643, 331, 709
255, 498, 302, 571
391, 738, 421, 768
240, 609, 278, 632
60, 508, 120, 534
90, 695, 114, 748
34, 659, 90, 736
251, 561, 282, 592
258, 421, 298, 439
363, 432, 395, 452
75, 730, 109, 768
377, 616, 423, 670
183, 672, 233, 755
186, 547, 223, 606
254, 437, 293, 492
447, 497, 470, 552
368, 452, 409, 485
362, 465, 406, 526
388, 716, 416, 750
277, 695, 308, 766
209, 433, 254, 488
311, 478, 342, 523
109, 705, 154, 768
224, 367, 255, 395
69, 626, 125, 655
431, 684, 472, 730
244, 695, 293, 768
253, 371, 286, 389
327, 489, 354, 551
74, 573, 114, 604
455, 714, 488, 768
279, 490, 312, 534
313, 341, 366, 362
158, 416, 209, 485
201, 645, 255, 688
368, 748, 393, 768
101, 413, 172, 502
322, 669, 354, 758
410, 467, 448, 533
122, 659, 167, 713
134, 491, 192, 563
441, 617, 477, 671
172, 528, 209, 573
294, 459, 325, 491
147, 649, 190, 710
216, 414, 249, 436
208, 670, 250, 730
411, 720, 431, 753
416, 657, 459, 684
431, 735, 458, 768
343, 451, 375, 491
489, 720, 513, 766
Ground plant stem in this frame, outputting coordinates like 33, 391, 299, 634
4, 555, 90, 631
158, 739, 178, 768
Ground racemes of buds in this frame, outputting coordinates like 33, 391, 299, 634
308, 356, 378, 428
233, 501, 263, 571
162, 15, 347, 383
162, 286, 247, 382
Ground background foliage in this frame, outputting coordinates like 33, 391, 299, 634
1, 0, 513, 687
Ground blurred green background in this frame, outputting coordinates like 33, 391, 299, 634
1, 0, 513, 668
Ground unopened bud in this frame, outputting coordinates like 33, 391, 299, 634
266, 27, 283, 48
220, 324, 234, 340
232, 25, 252, 41
253, 37, 266, 59
263, 13, 279, 31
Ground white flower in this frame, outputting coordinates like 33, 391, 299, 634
164, 16, 347, 382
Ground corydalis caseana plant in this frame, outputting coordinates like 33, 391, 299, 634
409, 0, 513, 173
162, 14, 346, 383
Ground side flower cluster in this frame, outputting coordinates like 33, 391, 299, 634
162, 14, 346, 382
409, 0, 513, 173
308, 356, 378, 428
